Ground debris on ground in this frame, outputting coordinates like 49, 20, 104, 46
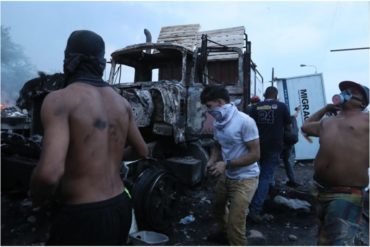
273, 195, 311, 212
179, 215, 195, 225
2, 162, 368, 246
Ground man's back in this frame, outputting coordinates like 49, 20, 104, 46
40, 82, 136, 204
250, 100, 290, 152
314, 111, 369, 187
29, 29, 149, 245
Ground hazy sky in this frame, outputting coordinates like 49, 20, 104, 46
1, 1, 369, 102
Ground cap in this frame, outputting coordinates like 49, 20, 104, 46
250, 95, 261, 104
339, 80, 369, 107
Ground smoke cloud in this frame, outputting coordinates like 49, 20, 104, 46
1, 26, 37, 105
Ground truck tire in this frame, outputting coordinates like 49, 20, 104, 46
132, 167, 178, 232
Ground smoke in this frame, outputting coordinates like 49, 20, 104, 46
1, 25, 37, 105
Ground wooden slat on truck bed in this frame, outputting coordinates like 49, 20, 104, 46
157, 24, 245, 60
157, 24, 200, 50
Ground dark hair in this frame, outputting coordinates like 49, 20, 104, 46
200, 85, 230, 104
264, 86, 278, 99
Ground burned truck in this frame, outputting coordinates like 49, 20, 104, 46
107, 24, 264, 231
1, 24, 263, 232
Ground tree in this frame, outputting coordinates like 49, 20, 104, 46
1, 25, 37, 105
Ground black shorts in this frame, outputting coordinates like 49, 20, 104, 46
47, 192, 132, 246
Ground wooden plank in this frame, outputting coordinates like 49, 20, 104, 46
200, 26, 245, 35
156, 24, 245, 53
197, 27, 245, 49
157, 24, 200, 50
208, 54, 239, 61
158, 24, 200, 39
196, 26, 245, 60
160, 24, 200, 31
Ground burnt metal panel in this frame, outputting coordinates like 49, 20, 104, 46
165, 156, 202, 185
149, 80, 185, 143
120, 89, 154, 127
115, 80, 186, 143
207, 60, 238, 85
186, 84, 205, 139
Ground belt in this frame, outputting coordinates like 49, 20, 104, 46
317, 185, 365, 195
313, 179, 366, 195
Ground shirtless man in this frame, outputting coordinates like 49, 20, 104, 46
30, 30, 149, 245
301, 80, 369, 245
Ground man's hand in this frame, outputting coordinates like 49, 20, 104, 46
295, 105, 301, 112
301, 132, 313, 143
325, 104, 341, 116
207, 161, 226, 176
205, 160, 213, 175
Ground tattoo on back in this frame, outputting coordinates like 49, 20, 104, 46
94, 118, 107, 130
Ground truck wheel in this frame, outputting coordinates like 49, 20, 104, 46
145, 169, 178, 231
132, 167, 178, 232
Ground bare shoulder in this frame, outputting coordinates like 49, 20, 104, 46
42, 86, 84, 122
42, 88, 72, 112
110, 89, 131, 110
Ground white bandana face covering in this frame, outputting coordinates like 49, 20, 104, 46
208, 103, 238, 130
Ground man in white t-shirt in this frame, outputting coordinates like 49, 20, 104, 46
200, 85, 260, 246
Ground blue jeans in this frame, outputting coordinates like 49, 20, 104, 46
282, 145, 296, 183
249, 150, 281, 215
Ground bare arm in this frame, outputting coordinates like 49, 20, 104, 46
205, 141, 221, 174
301, 104, 340, 137
125, 105, 149, 159
30, 92, 69, 206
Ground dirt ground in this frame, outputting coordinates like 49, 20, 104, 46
1, 161, 369, 246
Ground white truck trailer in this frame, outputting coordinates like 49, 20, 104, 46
275, 73, 326, 160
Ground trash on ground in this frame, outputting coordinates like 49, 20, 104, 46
129, 230, 169, 245
273, 195, 311, 212
179, 215, 195, 224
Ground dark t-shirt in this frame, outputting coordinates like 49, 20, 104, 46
250, 99, 291, 152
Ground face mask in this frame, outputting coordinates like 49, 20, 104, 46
332, 90, 352, 105
207, 104, 232, 122
208, 106, 224, 122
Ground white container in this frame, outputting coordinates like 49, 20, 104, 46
276, 73, 326, 160
129, 231, 169, 245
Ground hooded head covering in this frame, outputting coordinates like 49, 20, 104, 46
63, 30, 107, 86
